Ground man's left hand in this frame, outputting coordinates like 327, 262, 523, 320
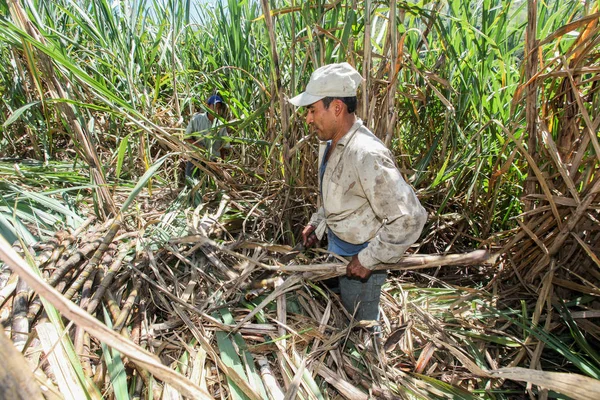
346, 255, 372, 280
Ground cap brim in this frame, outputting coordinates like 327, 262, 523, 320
288, 92, 324, 107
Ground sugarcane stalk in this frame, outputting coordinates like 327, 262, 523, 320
104, 288, 123, 323
114, 269, 134, 291
74, 268, 98, 377
78, 329, 93, 378
103, 285, 158, 396
62, 218, 121, 300
33, 236, 61, 268
136, 299, 162, 399
92, 356, 105, 389
362, 0, 372, 125
259, 0, 289, 139
27, 263, 84, 324
523, 0, 539, 213
275, 277, 286, 349
132, 374, 144, 400
26, 293, 44, 324
529, 177, 600, 278
46, 239, 101, 287
277, 249, 496, 281
383, 0, 398, 148
61, 245, 112, 301
42, 218, 113, 287
11, 276, 30, 351
86, 242, 135, 315
113, 279, 142, 332
131, 297, 144, 346
36, 214, 94, 267
256, 356, 284, 400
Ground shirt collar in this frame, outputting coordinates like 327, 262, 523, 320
336, 119, 363, 147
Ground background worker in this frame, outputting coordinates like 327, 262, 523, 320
289, 62, 427, 324
185, 94, 231, 178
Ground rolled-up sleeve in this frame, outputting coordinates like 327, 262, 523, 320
309, 207, 327, 240
356, 150, 427, 269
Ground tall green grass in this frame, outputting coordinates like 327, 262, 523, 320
0, 0, 594, 242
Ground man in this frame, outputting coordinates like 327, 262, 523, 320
185, 94, 231, 178
288, 62, 427, 323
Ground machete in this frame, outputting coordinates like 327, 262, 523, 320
279, 232, 317, 263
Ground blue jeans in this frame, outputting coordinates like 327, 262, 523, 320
326, 230, 384, 322
339, 271, 386, 322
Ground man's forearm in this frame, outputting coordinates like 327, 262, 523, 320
358, 213, 427, 269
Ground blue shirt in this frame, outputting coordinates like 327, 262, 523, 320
320, 141, 369, 257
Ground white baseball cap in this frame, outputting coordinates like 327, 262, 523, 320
288, 62, 363, 107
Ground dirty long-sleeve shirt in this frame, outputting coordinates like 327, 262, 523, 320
309, 120, 427, 269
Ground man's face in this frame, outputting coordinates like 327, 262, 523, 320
207, 102, 223, 121
305, 100, 336, 141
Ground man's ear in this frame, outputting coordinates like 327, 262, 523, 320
335, 100, 343, 115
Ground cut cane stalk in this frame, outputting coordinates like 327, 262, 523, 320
74, 268, 99, 377
63, 218, 121, 301
113, 279, 142, 332
12, 276, 30, 351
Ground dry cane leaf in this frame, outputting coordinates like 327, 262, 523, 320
36, 323, 89, 400
414, 342, 436, 374
490, 367, 600, 400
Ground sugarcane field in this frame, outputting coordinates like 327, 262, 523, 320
1, 0, 599, 399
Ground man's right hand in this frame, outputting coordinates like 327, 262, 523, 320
301, 225, 318, 248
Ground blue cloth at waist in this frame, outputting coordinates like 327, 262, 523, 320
327, 229, 369, 257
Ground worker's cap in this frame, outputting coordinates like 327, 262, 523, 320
207, 94, 224, 105
288, 62, 363, 107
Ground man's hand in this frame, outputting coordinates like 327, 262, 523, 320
301, 225, 318, 248
346, 255, 372, 280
